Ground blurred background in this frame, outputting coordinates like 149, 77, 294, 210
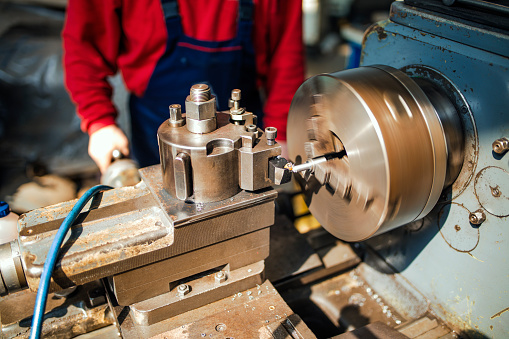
0, 0, 391, 214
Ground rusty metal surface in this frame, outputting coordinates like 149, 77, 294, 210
113, 228, 270, 305
18, 184, 175, 291
474, 166, 509, 217
107, 280, 316, 338
280, 266, 407, 338
18, 166, 276, 294
0, 280, 114, 338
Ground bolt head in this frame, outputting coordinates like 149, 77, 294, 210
231, 89, 241, 101
177, 284, 190, 296
265, 127, 277, 140
185, 96, 216, 120
469, 210, 486, 225
215, 271, 227, 283
246, 124, 257, 132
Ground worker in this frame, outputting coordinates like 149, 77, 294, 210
63, 0, 304, 173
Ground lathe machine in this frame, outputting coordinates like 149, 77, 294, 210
0, 0, 508, 337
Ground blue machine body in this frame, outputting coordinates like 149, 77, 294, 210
361, 2, 508, 337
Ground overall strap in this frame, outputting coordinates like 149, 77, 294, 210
160, 0, 179, 20
239, 0, 254, 22
237, 0, 255, 41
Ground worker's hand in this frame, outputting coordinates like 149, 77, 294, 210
88, 125, 129, 174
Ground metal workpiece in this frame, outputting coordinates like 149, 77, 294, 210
287, 65, 464, 242
0, 240, 28, 294
492, 137, 509, 155
168, 104, 185, 127
185, 84, 217, 134
158, 112, 282, 202
17, 183, 175, 292
101, 155, 141, 188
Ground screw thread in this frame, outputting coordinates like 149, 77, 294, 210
190, 84, 211, 102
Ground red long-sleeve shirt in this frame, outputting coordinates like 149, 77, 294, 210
62, 0, 304, 141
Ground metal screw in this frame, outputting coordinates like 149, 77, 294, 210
492, 137, 509, 155
231, 89, 241, 101
190, 84, 211, 102
169, 104, 182, 121
169, 104, 185, 127
229, 89, 244, 115
491, 186, 501, 197
469, 210, 486, 225
265, 127, 277, 145
246, 124, 257, 132
215, 271, 226, 283
215, 323, 227, 332
177, 284, 190, 297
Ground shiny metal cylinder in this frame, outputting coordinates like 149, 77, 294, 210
288, 65, 464, 241
0, 240, 28, 295
186, 116, 217, 134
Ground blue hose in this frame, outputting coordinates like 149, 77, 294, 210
29, 184, 113, 339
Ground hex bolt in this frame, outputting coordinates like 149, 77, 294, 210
190, 84, 211, 102
215, 271, 226, 283
246, 124, 257, 132
492, 137, 509, 155
265, 127, 277, 145
469, 210, 486, 225
177, 283, 190, 297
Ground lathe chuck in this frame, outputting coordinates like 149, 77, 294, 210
288, 65, 464, 241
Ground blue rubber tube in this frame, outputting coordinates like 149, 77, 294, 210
29, 184, 113, 339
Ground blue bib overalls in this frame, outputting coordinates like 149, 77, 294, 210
129, 0, 262, 167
